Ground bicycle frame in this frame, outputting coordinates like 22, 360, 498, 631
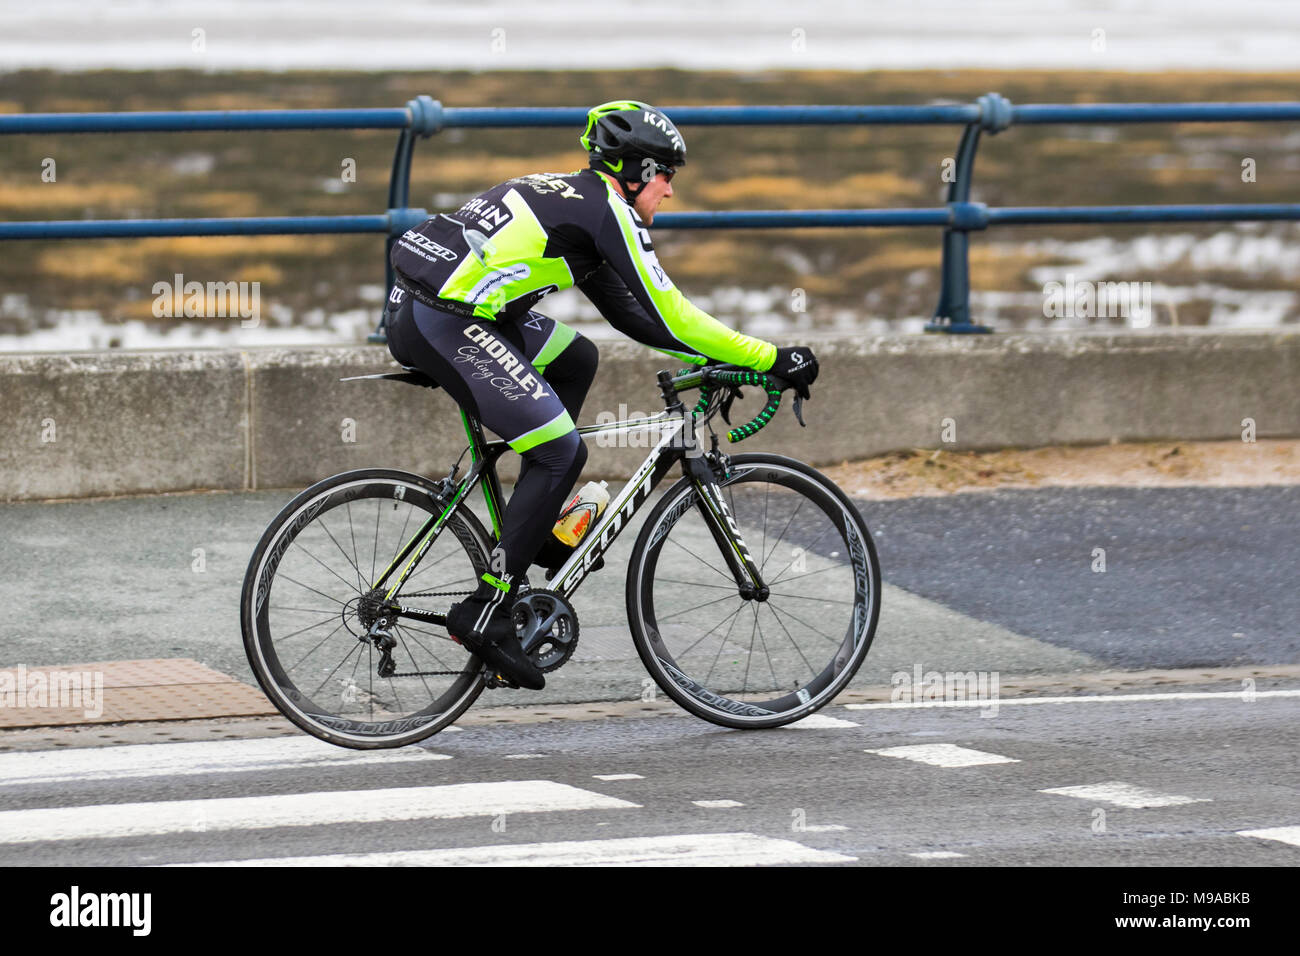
366, 371, 774, 631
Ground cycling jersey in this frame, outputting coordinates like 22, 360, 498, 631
390, 168, 777, 372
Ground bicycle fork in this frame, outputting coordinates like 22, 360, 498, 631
684, 455, 770, 601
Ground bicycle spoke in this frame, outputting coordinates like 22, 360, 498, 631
305, 626, 365, 698
767, 590, 856, 605
766, 600, 844, 647
268, 612, 339, 642
290, 537, 364, 596
753, 602, 783, 692
741, 603, 759, 695
347, 647, 364, 712
371, 500, 381, 586
763, 521, 837, 586
286, 620, 350, 670
275, 573, 349, 608
314, 515, 367, 592
387, 500, 416, 573
765, 563, 849, 589
654, 577, 739, 592
392, 620, 455, 643
759, 494, 806, 574
665, 533, 735, 585
383, 668, 404, 716
674, 604, 745, 660
346, 502, 364, 592
656, 592, 738, 622
702, 601, 745, 688
401, 541, 466, 587
763, 601, 822, 681
394, 623, 457, 675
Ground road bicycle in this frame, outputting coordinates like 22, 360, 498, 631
240, 363, 881, 748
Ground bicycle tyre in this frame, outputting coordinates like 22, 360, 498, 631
240, 468, 492, 749
626, 453, 881, 729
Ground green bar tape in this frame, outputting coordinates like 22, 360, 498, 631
481, 572, 510, 591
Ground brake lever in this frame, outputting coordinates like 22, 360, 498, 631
719, 385, 743, 426
792, 393, 806, 427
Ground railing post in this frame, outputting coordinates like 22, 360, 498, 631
371, 95, 443, 344
926, 92, 1011, 334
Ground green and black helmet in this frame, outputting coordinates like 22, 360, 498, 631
580, 100, 686, 193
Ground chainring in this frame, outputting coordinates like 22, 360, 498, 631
512, 588, 579, 674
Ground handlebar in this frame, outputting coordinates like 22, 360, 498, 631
671, 365, 798, 444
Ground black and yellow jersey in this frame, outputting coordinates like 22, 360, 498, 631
390, 168, 776, 371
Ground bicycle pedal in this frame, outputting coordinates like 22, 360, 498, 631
482, 668, 520, 689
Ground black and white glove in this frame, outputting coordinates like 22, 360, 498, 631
768, 346, 819, 400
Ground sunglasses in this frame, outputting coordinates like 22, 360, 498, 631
652, 163, 677, 182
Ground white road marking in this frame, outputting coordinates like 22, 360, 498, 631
1236, 826, 1300, 848
845, 690, 1300, 710
781, 714, 858, 729
865, 744, 1020, 767
693, 799, 744, 808
0, 736, 450, 788
0, 781, 639, 844
179, 832, 857, 866
593, 774, 644, 781
801, 824, 849, 832
1038, 782, 1211, 809
909, 851, 967, 859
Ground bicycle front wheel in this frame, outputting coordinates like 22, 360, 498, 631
626, 453, 880, 729
240, 468, 492, 749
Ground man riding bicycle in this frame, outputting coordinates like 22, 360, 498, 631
385, 100, 819, 690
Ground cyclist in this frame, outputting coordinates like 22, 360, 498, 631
385, 100, 819, 690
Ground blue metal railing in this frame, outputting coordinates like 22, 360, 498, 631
3, 94, 1299, 336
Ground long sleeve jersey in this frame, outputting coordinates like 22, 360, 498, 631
389, 168, 777, 371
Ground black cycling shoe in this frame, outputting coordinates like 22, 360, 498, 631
447, 588, 545, 691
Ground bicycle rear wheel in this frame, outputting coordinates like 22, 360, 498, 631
626, 453, 880, 729
240, 468, 491, 748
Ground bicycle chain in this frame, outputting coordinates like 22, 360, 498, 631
385, 587, 481, 676
385, 578, 541, 677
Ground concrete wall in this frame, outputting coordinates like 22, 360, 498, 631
2, 328, 1296, 501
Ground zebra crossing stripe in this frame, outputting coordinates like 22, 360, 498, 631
1038, 782, 1211, 809
865, 744, 1019, 767
1236, 826, 1300, 848
781, 714, 858, 729
0, 736, 450, 788
177, 832, 857, 867
845, 690, 1300, 710
0, 781, 639, 845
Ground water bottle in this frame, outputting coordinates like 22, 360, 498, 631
552, 480, 610, 546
